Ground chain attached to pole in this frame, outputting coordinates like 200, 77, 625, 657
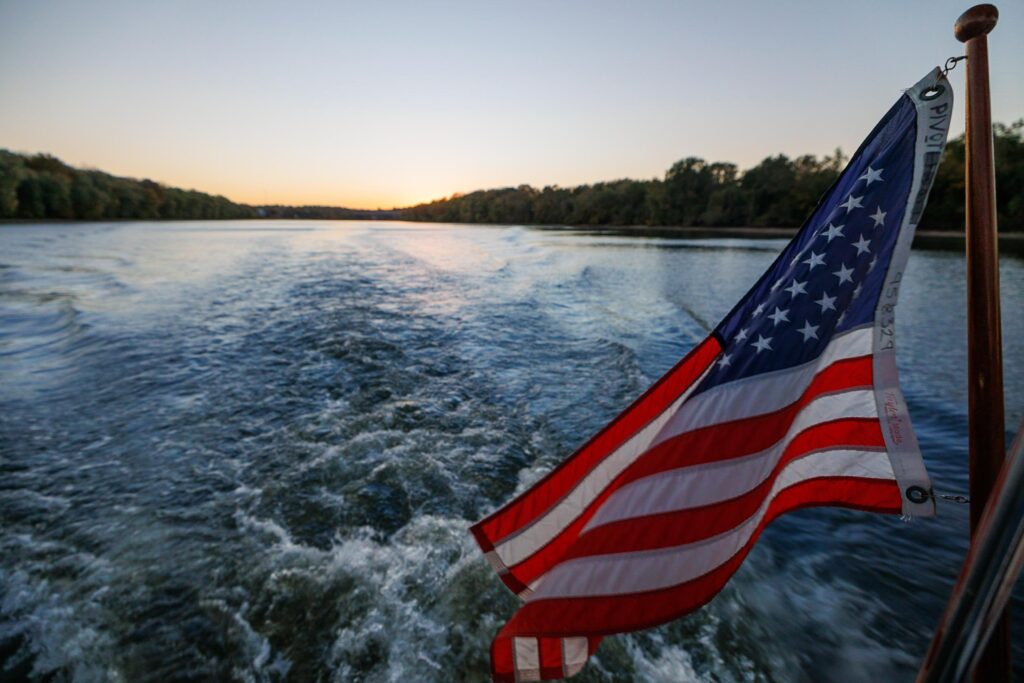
942, 55, 967, 77
939, 492, 970, 505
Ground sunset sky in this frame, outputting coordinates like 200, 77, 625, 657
2, 1, 1022, 209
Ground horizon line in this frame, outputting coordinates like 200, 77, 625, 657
0, 120, 994, 211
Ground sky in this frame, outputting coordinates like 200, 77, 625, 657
1, 1, 1021, 210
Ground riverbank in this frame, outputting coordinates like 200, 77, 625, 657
535, 225, 1024, 257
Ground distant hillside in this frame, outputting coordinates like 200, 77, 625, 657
399, 120, 1024, 232
4, 119, 1022, 229
0, 150, 258, 220
257, 205, 399, 220
0, 151, 403, 222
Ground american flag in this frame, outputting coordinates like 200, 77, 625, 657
471, 68, 954, 682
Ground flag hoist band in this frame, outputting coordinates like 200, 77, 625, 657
471, 68, 954, 682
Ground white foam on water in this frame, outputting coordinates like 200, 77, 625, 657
200, 597, 292, 683
7, 223, 1019, 680
235, 501, 782, 682
234, 511, 492, 682
707, 543, 920, 682
0, 569, 123, 683
235, 510, 298, 551
624, 633, 703, 682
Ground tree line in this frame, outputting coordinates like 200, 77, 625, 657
2, 120, 1021, 229
257, 205, 399, 220
0, 150, 257, 220
399, 120, 1024, 232
0, 151, 409, 222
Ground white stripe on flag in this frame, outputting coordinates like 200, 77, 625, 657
513, 637, 540, 681
528, 449, 895, 598
651, 326, 873, 447
492, 327, 872, 568
583, 389, 879, 532
562, 638, 588, 677
491, 362, 714, 568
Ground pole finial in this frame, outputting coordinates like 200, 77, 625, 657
955, 4, 998, 42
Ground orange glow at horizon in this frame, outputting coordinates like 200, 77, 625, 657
2, 2, 1021, 215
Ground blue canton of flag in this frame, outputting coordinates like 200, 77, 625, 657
709, 94, 924, 386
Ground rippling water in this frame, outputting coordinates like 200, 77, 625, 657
1, 220, 1022, 682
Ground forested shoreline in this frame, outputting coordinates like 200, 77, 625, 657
2, 120, 1021, 230
400, 121, 1023, 232
0, 150, 256, 221
0, 151, 405, 222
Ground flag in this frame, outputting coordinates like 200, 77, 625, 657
470, 68, 955, 682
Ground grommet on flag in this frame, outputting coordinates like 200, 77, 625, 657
906, 486, 932, 505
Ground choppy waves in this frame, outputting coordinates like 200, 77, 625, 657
1, 221, 1022, 682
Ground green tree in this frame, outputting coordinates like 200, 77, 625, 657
0, 148, 258, 221
0, 151, 23, 217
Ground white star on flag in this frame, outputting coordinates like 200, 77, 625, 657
734, 327, 748, 342
833, 263, 855, 284
717, 354, 731, 368
815, 291, 837, 312
768, 307, 790, 326
821, 223, 845, 242
803, 251, 826, 270
870, 206, 887, 227
797, 320, 819, 341
858, 166, 884, 185
840, 195, 863, 213
852, 235, 872, 255
751, 334, 772, 353
784, 280, 807, 298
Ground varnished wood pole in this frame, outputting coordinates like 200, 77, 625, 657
954, 4, 1008, 681
916, 420, 1024, 683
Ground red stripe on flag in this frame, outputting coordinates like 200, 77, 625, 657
499, 476, 901, 639
557, 419, 885, 562
473, 336, 722, 548
613, 355, 873, 488
504, 416, 880, 589
491, 634, 514, 681
493, 357, 874, 589
538, 637, 562, 679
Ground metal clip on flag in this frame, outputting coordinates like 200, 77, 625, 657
471, 68, 954, 682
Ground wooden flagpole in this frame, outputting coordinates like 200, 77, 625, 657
954, 4, 1009, 681
915, 419, 1024, 682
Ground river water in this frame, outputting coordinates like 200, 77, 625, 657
1, 220, 1022, 682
